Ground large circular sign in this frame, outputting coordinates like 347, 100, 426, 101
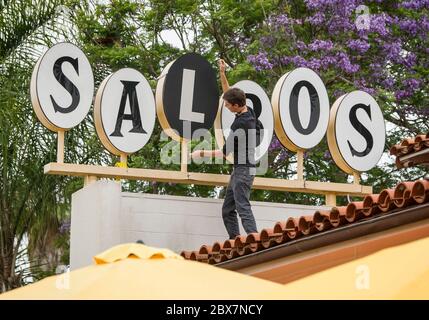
214, 80, 274, 162
156, 53, 219, 141
30, 42, 94, 131
327, 91, 386, 173
94, 68, 156, 155
272, 67, 330, 152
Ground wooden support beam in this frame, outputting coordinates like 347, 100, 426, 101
296, 150, 304, 181
57, 130, 65, 164
120, 154, 127, 167
84, 175, 97, 187
181, 139, 188, 173
325, 193, 337, 207
44, 162, 373, 197
353, 171, 360, 185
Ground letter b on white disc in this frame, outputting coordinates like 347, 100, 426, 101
30, 42, 94, 131
328, 91, 385, 173
215, 80, 274, 162
94, 68, 156, 155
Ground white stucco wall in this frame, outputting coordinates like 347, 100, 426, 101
70, 180, 329, 269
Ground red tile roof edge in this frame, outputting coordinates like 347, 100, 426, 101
181, 179, 429, 265
391, 133, 429, 168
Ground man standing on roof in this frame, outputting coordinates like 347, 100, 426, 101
191, 59, 258, 239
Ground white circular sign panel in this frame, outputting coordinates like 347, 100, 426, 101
30, 42, 94, 131
272, 67, 330, 151
328, 91, 386, 173
94, 68, 156, 155
215, 80, 274, 162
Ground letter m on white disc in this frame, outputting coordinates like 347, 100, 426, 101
179, 69, 205, 123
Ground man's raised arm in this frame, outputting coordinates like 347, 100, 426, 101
218, 59, 230, 93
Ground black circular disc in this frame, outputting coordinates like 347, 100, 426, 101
162, 53, 219, 140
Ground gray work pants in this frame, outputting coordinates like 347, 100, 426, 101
222, 166, 258, 239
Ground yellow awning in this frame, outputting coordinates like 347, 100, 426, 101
0, 243, 289, 300
282, 236, 429, 299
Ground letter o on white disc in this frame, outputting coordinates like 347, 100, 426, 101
94, 68, 156, 155
272, 67, 330, 152
327, 91, 386, 173
30, 42, 94, 131
214, 80, 274, 162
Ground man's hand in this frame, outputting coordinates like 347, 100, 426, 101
218, 59, 226, 74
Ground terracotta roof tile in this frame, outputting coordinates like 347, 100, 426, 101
285, 217, 300, 239
345, 201, 366, 223
393, 181, 416, 208
326, 208, 340, 227
182, 179, 429, 265
378, 188, 396, 212
259, 228, 282, 248
298, 215, 317, 235
312, 210, 331, 232
411, 180, 429, 204
199, 244, 212, 255
272, 222, 291, 245
245, 233, 263, 252
362, 194, 381, 216
180, 251, 192, 259
331, 206, 348, 226
391, 133, 429, 168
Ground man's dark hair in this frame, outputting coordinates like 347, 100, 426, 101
223, 88, 246, 107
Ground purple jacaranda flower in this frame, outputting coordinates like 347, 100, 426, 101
306, 58, 322, 71
336, 51, 360, 73
370, 13, 391, 36
59, 220, 71, 234
333, 89, 346, 98
369, 63, 382, 74
307, 12, 325, 25
232, 36, 251, 51
269, 137, 282, 152
291, 55, 308, 68
398, 18, 419, 36
308, 39, 334, 51
382, 77, 395, 90
354, 78, 376, 95
278, 149, 289, 161
320, 55, 337, 69
247, 52, 274, 71
323, 150, 331, 159
260, 35, 275, 47
382, 41, 402, 61
347, 39, 370, 53
305, 0, 346, 10
296, 40, 307, 51
420, 16, 429, 32
267, 14, 290, 30
400, 0, 429, 10
280, 56, 292, 65
401, 52, 417, 69
402, 78, 422, 91
395, 89, 412, 101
